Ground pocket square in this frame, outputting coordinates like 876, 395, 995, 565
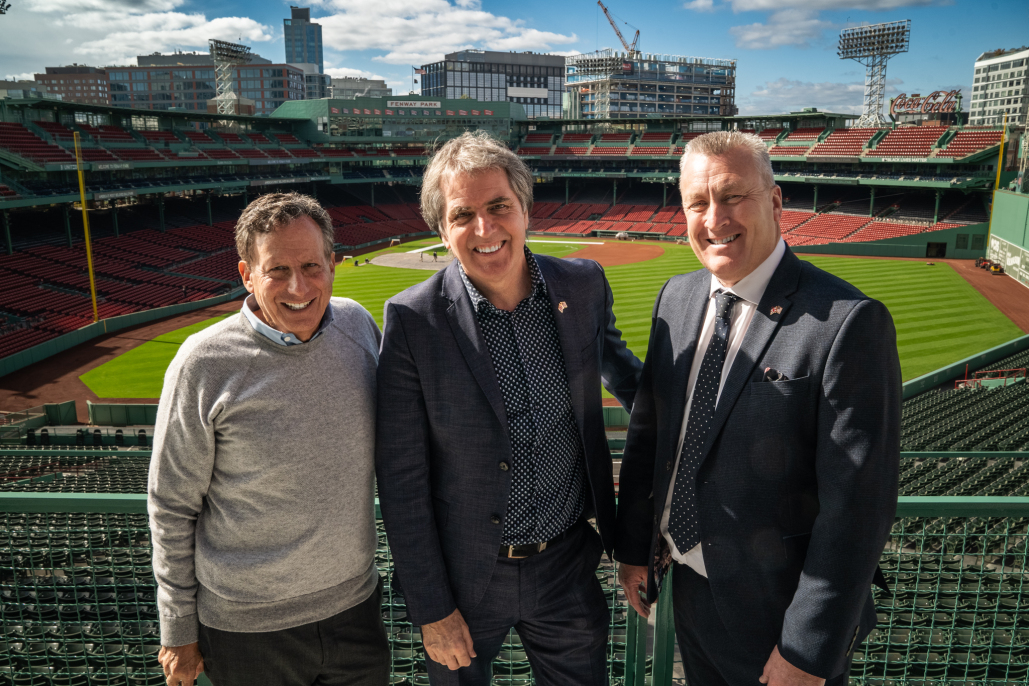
763, 367, 789, 382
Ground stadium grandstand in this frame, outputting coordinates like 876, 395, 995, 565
2, 88, 1029, 684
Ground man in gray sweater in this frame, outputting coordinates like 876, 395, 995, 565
148, 193, 388, 686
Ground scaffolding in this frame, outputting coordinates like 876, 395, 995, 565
565, 49, 736, 120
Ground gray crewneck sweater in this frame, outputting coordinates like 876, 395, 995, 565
148, 297, 381, 647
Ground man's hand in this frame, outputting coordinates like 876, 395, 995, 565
158, 643, 205, 686
617, 563, 652, 619
422, 609, 477, 670
759, 645, 825, 686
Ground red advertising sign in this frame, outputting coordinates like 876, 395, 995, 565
363, 109, 371, 114
446, 110, 454, 115
890, 90, 960, 116
471, 110, 480, 115
330, 107, 339, 114
484, 109, 493, 116
385, 109, 393, 115
459, 109, 468, 115
374, 109, 381, 115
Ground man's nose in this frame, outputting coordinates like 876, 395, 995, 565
704, 201, 731, 230
474, 212, 495, 235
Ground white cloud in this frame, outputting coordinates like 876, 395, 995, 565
729, 9, 834, 49
727, 0, 943, 10
739, 75, 906, 114
324, 66, 387, 80
70, 15, 273, 64
683, 0, 716, 11
315, 0, 577, 65
2, 0, 273, 70
710, 0, 946, 51
27, 0, 185, 11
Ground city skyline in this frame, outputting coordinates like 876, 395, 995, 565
1, 0, 1026, 116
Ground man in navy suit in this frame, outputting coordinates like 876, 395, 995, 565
376, 131, 642, 685
615, 131, 900, 686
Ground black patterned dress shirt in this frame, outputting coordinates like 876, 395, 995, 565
459, 247, 586, 546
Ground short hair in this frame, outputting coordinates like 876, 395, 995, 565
235, 192, 334, 265
420, 131, 534, 238
679, 131, 776, 189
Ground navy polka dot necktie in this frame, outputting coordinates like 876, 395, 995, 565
668, 289, 740, 554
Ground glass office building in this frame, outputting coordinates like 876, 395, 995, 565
284, 7, 324, 76
419, 50, 565, 119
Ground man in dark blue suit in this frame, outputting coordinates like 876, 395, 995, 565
615, 131, 900, 686
376, 131, 642, 685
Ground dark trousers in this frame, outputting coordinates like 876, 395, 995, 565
198, 579, 390, 686
426, 520, 610, 686
672, 564, 852, 686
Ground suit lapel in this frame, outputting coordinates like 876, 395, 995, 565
696, 248, 803, 466
442, 262, 508, 429
536, 256, 586, 437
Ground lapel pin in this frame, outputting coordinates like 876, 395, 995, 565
558, 301, 568, 313
770, 306, 783, 316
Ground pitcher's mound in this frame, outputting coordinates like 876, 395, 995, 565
565, 242, 664, 266
371, 252, 454, 271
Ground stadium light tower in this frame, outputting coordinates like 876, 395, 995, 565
209, 39, 252, 116
838, 20, 910, 127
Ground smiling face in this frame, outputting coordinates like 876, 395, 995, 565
237, 215, 335, 342
440, 167, 531, 308
680, 147, 783, 286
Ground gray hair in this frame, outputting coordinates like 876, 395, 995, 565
679, 131, 776, 189
421, 131, 534, 238
235, 192, 334, 265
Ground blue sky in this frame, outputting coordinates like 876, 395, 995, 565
2, 0, 1027, 115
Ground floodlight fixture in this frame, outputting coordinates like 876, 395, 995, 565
209, 39, 252, 116
838, 19, 910, 127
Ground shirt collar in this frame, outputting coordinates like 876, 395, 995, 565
708, 238, 786, 305
459, 245, 548, 314
241, 294, 334, 346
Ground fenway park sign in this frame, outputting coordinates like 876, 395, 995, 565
890, 90, 960, 116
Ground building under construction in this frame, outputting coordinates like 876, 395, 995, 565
564, 49, 737, 120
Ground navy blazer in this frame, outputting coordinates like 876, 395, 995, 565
615, 248, 901, 679
376, 254, 642, 626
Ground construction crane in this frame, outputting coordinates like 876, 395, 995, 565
597, 0, 640, 56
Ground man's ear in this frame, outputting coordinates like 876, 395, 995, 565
238, 260, 255, 293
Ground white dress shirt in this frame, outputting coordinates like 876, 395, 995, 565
660, 238, 786, 576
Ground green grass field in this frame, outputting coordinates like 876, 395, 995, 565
80, 240, 1025, 398
79, 313, 235, 398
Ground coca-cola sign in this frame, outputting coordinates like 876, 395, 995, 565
890, 90, 960, 116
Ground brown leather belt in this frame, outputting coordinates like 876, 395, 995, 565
499, 525, 577, 559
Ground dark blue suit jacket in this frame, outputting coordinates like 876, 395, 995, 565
376, 254, 642, 626
615, 247, 901, 679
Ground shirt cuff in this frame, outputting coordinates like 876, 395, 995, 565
160, 612, 200, 647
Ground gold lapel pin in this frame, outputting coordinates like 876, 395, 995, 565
558, 301, 568, 313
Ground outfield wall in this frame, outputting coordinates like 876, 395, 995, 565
793, 223, 989, 259
0, 287, 247, 379
987, 190, 1029, 288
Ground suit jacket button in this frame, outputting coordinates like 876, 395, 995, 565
499, 462, 510, 471
491, 515, 501, 525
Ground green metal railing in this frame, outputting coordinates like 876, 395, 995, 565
2, 448, 1029, 685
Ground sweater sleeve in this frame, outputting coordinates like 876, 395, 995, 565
147, 339, 220, 647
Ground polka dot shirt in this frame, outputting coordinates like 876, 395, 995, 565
459, 247, 586, 546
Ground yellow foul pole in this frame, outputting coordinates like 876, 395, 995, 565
73, 132, 100, 323
986, 113, 1009, 259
